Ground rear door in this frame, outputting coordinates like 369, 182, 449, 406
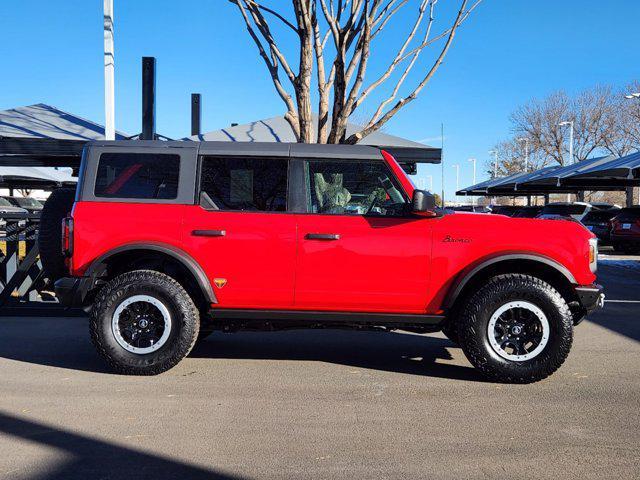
182, 154, 297, 309
293, 158, 432, 313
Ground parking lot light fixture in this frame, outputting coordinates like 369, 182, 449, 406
468, 158, 477, 205
558, 121, 574, 166
489, 150, 498, 178
559, 121, 574, 202
453, 164, 460, 203
624, 92, 640, 99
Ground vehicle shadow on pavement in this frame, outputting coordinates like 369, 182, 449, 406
587, 304, 640, 342
0, 411, 244, 480
0, 316, 112, 373
0, 317, 482, 381
191, 329, 485, 382
590, 261, 640, 342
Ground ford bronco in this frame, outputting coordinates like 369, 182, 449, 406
42, 141, 603, 382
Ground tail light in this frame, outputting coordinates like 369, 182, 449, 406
588, 238, 598, 273
62, 217, 73, 257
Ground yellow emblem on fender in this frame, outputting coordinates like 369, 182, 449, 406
214, 278, 227, 289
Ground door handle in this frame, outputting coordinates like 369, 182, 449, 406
192, 229, 226, 237
305, 233, 340, 240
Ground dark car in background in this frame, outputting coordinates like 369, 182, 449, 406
611, 207, 640, 254
512, 206, 544, 218
452, 205, 491, 213
490, 205, 521, 217
2, 196, 44, 213
581, 208, 621, 245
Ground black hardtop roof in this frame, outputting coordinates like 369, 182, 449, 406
86, 140, 385, 160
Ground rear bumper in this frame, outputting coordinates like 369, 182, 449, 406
610, 234, 640, 245
575, 284, 604, 314
54, 276, 93, 309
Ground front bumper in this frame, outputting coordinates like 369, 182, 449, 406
575, 284, 605, 314
54, 276, 94, 309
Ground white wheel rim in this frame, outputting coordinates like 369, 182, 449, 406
487, 301, 550, 362
111, 295, 172, 354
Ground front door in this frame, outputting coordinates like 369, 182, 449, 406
182, 155, 297, 309
294, 158, 433, 313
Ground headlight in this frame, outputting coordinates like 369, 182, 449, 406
589, 237, 598, 273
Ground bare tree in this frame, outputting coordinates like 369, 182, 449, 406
603, 80, 640, 156
511, 87, 617, 166
487, 138, 548, 177
511, 91, 572, 166
572, 85, 612, 161
229, 0, 481, 143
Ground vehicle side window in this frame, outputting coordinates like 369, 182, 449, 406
95, 153, 180, 199
200, 156, 288, 212
305, 159, 408, 216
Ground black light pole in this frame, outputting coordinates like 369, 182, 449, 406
191, 93, 201, 137
141, 57, 156, 140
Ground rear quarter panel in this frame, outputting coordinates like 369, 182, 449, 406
71, 202, 186, 275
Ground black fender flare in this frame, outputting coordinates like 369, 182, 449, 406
443, 253, 576, 310
86, 242, 217, 304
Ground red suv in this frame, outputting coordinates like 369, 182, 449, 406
43, 141, 603, 382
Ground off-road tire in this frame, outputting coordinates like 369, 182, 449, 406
38, 188, 76, 282
458, 274, 573, 383
90, 270, 199, 375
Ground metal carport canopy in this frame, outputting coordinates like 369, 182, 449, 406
562, 151, 640, 186
487, 165, 564, 195
514, 155, 632, 191
0, 166, 75, 189
456, 171, 530, 196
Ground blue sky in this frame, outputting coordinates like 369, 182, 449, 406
1, 1, 639, 200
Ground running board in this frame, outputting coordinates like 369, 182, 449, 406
209, 309, 445, 326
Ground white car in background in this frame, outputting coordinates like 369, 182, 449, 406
538, 202, 593, 222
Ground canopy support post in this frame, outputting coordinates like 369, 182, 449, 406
626, 187, 634, 207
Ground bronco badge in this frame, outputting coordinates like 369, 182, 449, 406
443, 235, 472, 243
214, 278, 228, 288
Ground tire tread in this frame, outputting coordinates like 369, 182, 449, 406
90, 269, 199, 375
458, 273, 573, 384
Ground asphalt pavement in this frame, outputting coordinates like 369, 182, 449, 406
0, 257, 638, 480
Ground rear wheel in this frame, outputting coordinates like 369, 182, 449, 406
90, 270, 199, 375
457, 274, 573, 383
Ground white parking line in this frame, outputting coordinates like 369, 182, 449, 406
604, 300, 640, 304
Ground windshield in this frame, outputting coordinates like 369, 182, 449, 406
614, 207, 640, 222
513, 207, 542, 218
541, 204, 587, 216
0, 198, 13, 207
582, 210, 619, 223
14, 197, 43, 208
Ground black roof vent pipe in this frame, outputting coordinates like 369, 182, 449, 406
191, 93, 201, 137
141, 57, 156, 140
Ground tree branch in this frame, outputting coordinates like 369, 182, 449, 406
249, 1, 298, 32
229, 0, 299, 139
346, 0, 470, 144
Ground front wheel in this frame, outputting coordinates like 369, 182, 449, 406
90, 270, 199, 375
457, 274, 573, 383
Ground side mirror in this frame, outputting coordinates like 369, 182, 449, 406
411, 189, 437, 216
